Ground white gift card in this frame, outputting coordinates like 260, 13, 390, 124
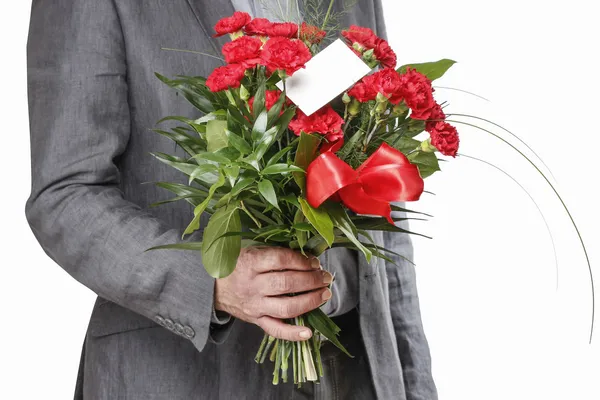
276, 39, 372, 116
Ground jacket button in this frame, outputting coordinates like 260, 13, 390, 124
164, 318, 175, 330
155, 315, 166, 326
183, 326, 195, 339
174, 323, 184, 334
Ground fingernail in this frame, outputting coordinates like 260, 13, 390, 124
310, 258, 321, 269
299, 330, 312, 339
322, 289, 332, 301
323, 271, 333, 284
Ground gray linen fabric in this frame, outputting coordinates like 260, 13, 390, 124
26, 1, 437, 399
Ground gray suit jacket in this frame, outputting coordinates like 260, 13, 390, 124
26, 1, 436, 399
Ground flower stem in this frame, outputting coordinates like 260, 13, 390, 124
254, 333, 269, 363
260, 336, 276, 364
273, 339, 281, 385
321, 0, 336, 30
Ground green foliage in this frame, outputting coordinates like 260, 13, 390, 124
408, 151, 442, 179
201, 202, 242, 278
397, 59, 456, 81
299, 198, 334, 247
206, 120, 229, 152
293, 132, 321, 191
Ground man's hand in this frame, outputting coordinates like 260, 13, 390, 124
214, 247, 333, 341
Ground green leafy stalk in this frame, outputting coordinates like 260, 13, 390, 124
448, 119, 595, 343
458, 153, 559, 290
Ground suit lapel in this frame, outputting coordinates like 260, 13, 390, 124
186, 0, 235, 51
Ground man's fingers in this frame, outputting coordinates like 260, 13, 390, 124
256, 316, 313, 341
258, 270, 332, 296
260, 288, 332, 319
254, 247, 321, 273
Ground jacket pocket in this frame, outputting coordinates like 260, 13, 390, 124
88, 298, 158, 338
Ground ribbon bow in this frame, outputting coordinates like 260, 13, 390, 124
306, 143, 424, 223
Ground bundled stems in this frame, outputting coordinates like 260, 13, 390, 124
256, 315, 324, 387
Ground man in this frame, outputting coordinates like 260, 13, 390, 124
26, 0, 437, 399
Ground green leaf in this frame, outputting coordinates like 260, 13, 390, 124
389, 137, 420, 155
188, 164, 218, 185
274, 107, 297, 138
324, 203, 372, 262
351, 217, 432, 239
253, 73, 267, 119
230, 176, 256, 197
396, 59, 456, 81
225, 129, 252, 155
407, 151, 441, 179
183, 172, 225, 237
194, 110, 227, 124
154, 182, 209, 198
251, 111, 268, 141
243, 126, 279, 170
294, 209, 308, 254
299, 198, 334, 247
152, 129, 205, 156
266, 146, 293, 167
261, 163, 305, 175
151, 153, 218, 185
201, 202, 242, 278
306, 309, 352, 357
155, 73, 215, 114
293, 132, 321, 191
190, 152, 231, 164
223, 165, 240, 187
258, 179, 280, 210
267, 91, 287, 125
155, 116, 206, 135
227, 105, 253, 129
147, 242, 203, 252
281, 194, 301, 209
206, 120, 229, 152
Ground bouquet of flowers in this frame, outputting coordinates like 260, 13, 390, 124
149, 9, 593, 387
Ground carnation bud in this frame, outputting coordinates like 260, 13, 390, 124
342, 92, 352, 104
277, 69, 288, 81
352, 42, 365, 53
420, 138, 438, 153
348, 98, 361, 116
239, 84, 250, 101
391, 102, 409, 117
362, 49, 379, 69
229, 31, 244, 40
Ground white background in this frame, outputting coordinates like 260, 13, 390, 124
1, 1, 598, 399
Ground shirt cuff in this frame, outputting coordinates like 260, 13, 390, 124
211, 306, 232, 325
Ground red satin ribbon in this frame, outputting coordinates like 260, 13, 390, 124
306, 143, 424, 223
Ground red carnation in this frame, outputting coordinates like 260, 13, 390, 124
348, 82, 377, 103
260, 37, 312, 76
248, 90, 289, 114
206, 64, 246, 92
429, 121, 459, 157
373, 39, 397, 69
266, 22, 299, 38
222, 36, 263, 68
362, 68, 404, 104
399, 68, 436, 120
300, 22, 326, 44
214, 11, 251, 37
244, 18, 273, 36
289, 105, 344, 142
342, 25, 379, 49
426, 102, 446, 131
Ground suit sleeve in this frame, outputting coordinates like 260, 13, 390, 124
25, 0, 225, 351
383, 223, 438, 400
